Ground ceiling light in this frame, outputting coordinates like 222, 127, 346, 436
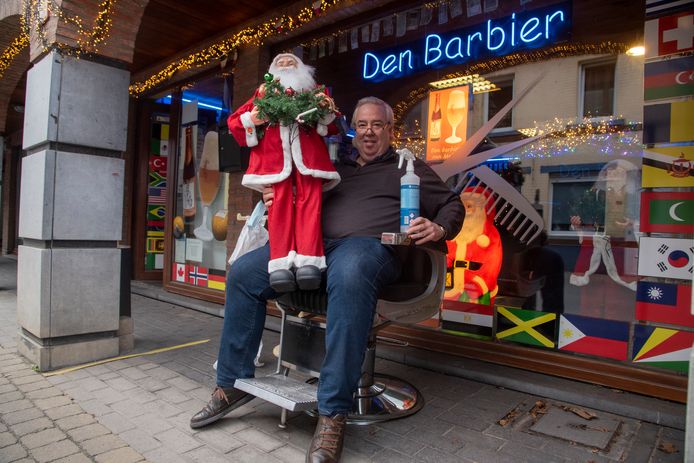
626, 46, 645, 56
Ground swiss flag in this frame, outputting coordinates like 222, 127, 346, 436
646, 13, 694, 58
172, 263, 186, 282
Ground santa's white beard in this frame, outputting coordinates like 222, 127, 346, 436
270, 67, 316, 92
457, 211, 486, 245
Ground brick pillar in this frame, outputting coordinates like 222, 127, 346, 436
226, 47, 269, 258
16, 50, 130, 370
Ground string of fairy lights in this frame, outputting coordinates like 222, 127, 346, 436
129, 0, 342, 96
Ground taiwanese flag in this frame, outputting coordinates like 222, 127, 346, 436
558, 314, 629, 361
636, 281, 693, 328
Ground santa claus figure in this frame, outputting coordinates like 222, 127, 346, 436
444, 187, 503, 305
227, 53, 340, 292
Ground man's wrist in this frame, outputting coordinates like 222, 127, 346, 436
436, 224, 446, 241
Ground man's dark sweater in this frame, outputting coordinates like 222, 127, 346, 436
322, 147, 465, 253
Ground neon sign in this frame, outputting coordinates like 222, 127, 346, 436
362, 3, 571, 82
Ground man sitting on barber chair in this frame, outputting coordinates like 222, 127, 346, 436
190, 96, 464, 463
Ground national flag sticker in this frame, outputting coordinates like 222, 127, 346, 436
496, 306, 556, 348
172, 263, 186, 283
640, 191, 694, 233
558, 314, 629, 361
188, 265, 208, 287
441, 301, 493, 339
638, 236, 694, 280
633, 325, 694, 373
636, 280, 694, 327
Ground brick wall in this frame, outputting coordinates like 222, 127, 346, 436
224, 46, 269, 258
0, 17, 29, 134
29, 0, 148, 65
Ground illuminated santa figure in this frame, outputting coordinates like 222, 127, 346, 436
444, 187, 503, 305
227, 53, 339, 292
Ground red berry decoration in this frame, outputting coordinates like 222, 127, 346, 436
285, 87, 295, 96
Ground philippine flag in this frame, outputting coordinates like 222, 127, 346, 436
558, 314, 629, 361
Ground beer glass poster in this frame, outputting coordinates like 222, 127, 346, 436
425, 86, 470, 161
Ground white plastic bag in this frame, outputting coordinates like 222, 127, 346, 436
228, 201, 268, 266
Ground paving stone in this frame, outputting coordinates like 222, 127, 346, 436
81, 434, 127, 456
11, 417, 53, 437
226, 444, 284, 463
31, 439, 81, 463
82, 365, 112, 376
67, 423, 111, 442
102, 377, 137, 392
154, 428, 202, 454
184, 446, 231, 463
0, 422, 6, 433
143, 446, 189, 463
363, 427, 426, 455
137, 362, 159, 371
2, 407, 44, 425
96, 412, 137, 434
270, 444, 308, 463
45, 404, 83, 420
0, 390, 23, 404
96, 372, 120, 381
20, 427, 67, 449
0, 362, 26, 373
137, 378, 169, 393
94, 447, 144, 463
0, 383, 17, 394
46, 375, 71, 386
73, 377, 109, 393
0, 431, 17, 448
166, 376, 199, 392
52, 453, 94, 463
0, 443, 28, 462
118, 429, 162, 453
34, 395, 73, 411
76, 399, 112, 417
194, 427, 244, 453
16, 380, 52, 393
144, 367, 179, 381
109, 399, 148, 418
370, 447, 418, 463
624, 422, 658, 463
0, 398, 33, 414
236, 426, 286, 453
125, 388, 157, 404
59, 387, 95, 402
26, 386, 64, 400
120, 368, 149, 381
537, 438, 612, 462
154, 387, 190, 404
129, 414, 173, 436
140, 400, 182, 418
55, 413, 97, 431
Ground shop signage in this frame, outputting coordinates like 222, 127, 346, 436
362, 3, 571, 82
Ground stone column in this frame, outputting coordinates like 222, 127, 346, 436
17, 50, 129, 370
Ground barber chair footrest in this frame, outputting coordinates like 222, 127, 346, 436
234, 375, 318, 412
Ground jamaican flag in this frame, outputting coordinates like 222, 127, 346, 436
496, 306, 556, 348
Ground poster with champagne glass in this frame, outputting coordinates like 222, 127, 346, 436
425, 86, 470, 161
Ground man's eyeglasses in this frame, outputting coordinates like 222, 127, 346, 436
355, 121, 389, 134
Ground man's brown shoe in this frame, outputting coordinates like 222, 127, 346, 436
190, 386, 253, 429
306, 414, 346, 463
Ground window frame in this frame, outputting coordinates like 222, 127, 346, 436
578, 58, 617, 120
547, 174, 602, 238
484, 74, 515, 132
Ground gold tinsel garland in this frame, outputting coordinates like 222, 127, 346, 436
0, 34, 30, 78
129, 0, 342, 96
392, 42, 629, 128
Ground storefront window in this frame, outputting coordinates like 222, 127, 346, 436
487, 76, 513, 129
169, 77, 230, 292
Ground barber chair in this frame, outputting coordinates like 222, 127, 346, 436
234, 241, 446, 427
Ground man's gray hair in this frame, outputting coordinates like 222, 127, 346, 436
351, 97, 394, 127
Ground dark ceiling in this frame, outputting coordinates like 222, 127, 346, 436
131, 0, 297, 72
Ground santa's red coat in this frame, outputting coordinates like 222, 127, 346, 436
227, 91, 340, 192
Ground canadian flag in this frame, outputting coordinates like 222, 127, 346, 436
172, 263, 186, 282
645, 12, 694, 58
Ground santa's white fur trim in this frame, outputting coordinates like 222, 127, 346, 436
294, 254, 326, 270
240, 112, 258, 147
287, 124, 341, 191
316, 123, 328, 137
268, 251, 297, 273
319, 112, 336, 126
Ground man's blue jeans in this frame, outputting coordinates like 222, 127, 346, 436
216, 237, 401, 415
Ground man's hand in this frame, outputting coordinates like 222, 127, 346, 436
250, 106, 267, 125
407, 217, 445, 245
262, 185, 274, 208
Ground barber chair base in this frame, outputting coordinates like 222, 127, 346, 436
234, 375, 318, 412
306, 374, 424, 425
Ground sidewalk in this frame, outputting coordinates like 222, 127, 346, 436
0, 256, 687, 462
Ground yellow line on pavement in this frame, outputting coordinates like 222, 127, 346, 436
42, 339, 210, 377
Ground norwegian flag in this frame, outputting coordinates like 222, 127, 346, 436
188, 265, 209, 287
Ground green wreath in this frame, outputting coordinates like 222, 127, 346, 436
253, 73, 331, 128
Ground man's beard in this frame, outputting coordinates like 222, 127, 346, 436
269, 66, 316, 92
